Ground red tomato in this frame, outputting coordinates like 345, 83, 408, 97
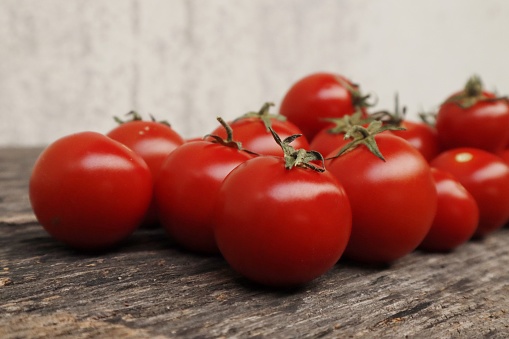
213, 156, 351, 287
107, 113, 185, 176
418, 167, 479, 252
435, 76, 509, 153
325, 125, 437, 264
29, 132, 153, 250
280, 73, 370, 141
209, 103, 309, 156
107, 113, 185, 226
370, 96, 440, 162
430, 148, 509, 238
154, 138, 255, 254
390, 120, 440, 163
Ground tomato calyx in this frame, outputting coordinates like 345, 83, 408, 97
370, 93, 406, 127
113, 111, 171, 126
337, 77, 376, 109
442, 75, 509, 109
269, 128, 325, 172
323, 110, 371, 134
235, 102, 286, 132
327, 121, 405, 162
205, 117, 258, 155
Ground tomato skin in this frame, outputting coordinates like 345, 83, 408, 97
436, 91, 509, 153
325, 133, 437, 264
209, 118, 309, 156
280, 73, 366, 141
107, 120, 184, 176
309, 129, 350, 159
154, 141, 254, 254
107, 120, 185, 226
391, 120, 441, 163
29, 132, 153, 250
213, 156, 352, 287
430, 148, 509, 238
418, 167, 479, 252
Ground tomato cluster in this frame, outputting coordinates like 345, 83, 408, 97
29, 72, 509, 287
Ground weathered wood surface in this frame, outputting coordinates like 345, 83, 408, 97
1, 147, 509, 338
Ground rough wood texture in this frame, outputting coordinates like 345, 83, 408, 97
1, 147, 509, 338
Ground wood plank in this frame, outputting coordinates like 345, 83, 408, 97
1, 147, 509, 338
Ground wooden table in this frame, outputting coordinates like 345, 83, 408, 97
1, 147, 509, 338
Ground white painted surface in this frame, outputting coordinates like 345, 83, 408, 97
1, 0, 508, 146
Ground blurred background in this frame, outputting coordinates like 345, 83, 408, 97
1, 0, 509, 146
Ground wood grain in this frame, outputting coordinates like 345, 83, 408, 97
1, 147, 509, 338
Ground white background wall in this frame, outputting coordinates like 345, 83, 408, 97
1, 0, 509, 146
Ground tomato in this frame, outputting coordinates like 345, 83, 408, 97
325, 122, 437, 264
107, 112, 185, 175
213, 153, 351, 287
154, 119, 255, 254
435, 75, 509, 153
107, 112, 185, 226
29, 132, 153, 250
209, 103, 309, 156
370, 95, 440, 162
280, 72, 370, 141
418, 167, 479, 252
390, 120, 440, 163
430, 148, 509, 238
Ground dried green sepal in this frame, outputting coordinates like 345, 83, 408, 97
234, 102, 286, 132
442, 75, 508, 109
322, 110, 372, 134
269, 128, 325, 172
204, 117, 258, 155
328, 121, 405, 162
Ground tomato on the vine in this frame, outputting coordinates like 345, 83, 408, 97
154, 118, 255, 254
209, 102, 309, 156
213, 131, 351, 287
29, 132, 153, 250
280, 72, 371, 141
435, 75, 509, 153
325, 122, 437, 264
107, 112, 185, 225
418, 167, 479, 252
430, 147, 509, 238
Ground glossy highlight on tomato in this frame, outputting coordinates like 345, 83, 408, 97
29, 132, 153, 250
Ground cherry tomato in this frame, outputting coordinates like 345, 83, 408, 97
213, 155, 351, 287
107, 112, 185, 226
280, 73, 370, 141
154, 120, 255, 254
325, 123, 437, 264
430, 148, 509, 238
418, 167, 479, 252
370, 95, 440, 162
209, 103, 309, 156
390, 120, 440, 163
29, 132, 153, 250
435, 75, 509, 153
